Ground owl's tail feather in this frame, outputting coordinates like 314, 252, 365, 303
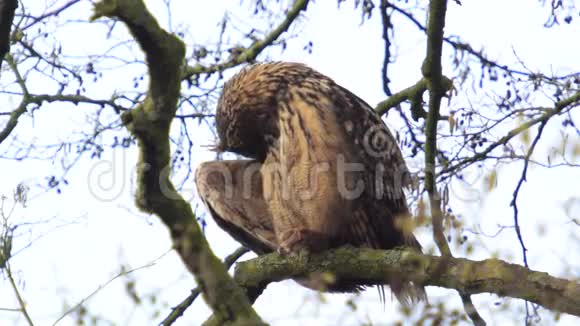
390, 279, 428, 308
390, 234, 428, 307
389, 233, 429, 307
294, 273, 427, 308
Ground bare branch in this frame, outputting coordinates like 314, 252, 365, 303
0, 0, 17, 70
0, 55, 28, 145
27, 93, 127, 113
182, 0, 309, 80
160, 247, 249, 326
509, 120, 547, 323
375, 77, 450, 121
21, 0, 82, 31
440, 91, 580, 176
52, 256, 163, 326
423, 0, 451, 262
379, 0, 394, 96
376, 78, 428, 117
510, 121, 547, 268
422, 1, 484, 324
389, 2, 577, 82
5, 262, 33, 326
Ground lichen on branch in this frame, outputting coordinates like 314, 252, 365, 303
90, 1, 265, 325
232, 247, 580, 318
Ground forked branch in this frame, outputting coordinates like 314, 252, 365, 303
91, 1, 264, 325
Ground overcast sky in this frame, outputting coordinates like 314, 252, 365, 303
1, 0, 579, 325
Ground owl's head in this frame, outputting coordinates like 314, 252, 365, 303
214, 63, 283, 160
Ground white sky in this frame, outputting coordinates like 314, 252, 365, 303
1, 0, 579, 325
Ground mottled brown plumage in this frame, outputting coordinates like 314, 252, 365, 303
196, 62, 426, 305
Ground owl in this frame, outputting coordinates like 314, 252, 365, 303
196, 62, 426, 305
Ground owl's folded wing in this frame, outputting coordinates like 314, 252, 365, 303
195, 160, 277, 255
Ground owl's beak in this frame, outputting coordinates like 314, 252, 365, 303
203, 142, 224, 153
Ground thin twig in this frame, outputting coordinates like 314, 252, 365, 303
182, 0, 310, 80
52, 251, 169, 326
509, 121, 547, 324
440, 92, 580, 177
379, 0, 394, 97
388, 2, 576, 82
6, 263, 34, 326
21, 0, 82, 31
0, 55, 29, 144
510, 123, 547, 267
160, 247, 249, 325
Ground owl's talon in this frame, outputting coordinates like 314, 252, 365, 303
278, 228, 307, 254
277, 245, 291, 255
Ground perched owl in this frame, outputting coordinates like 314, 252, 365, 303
196, 62, 426, 305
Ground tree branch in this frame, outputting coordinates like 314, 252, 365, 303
510, 121, 547, 269
182, 0, 309, 81
160, 247, 249, 326
423, 0, 450, 263
379, 0, 394, 97
440, 91, 580, 176
422, 1, 485, 324
6, 262, 33, 326
21, 0, 81, 31
376, 78, 427, 117
90, 1, 264, 325
375, 77, 453, 122
388, 2, 559, 82
0, 0, 17, 70
232, 247, 580, 318
0, 55, 29, 145
509, 120, 547, 322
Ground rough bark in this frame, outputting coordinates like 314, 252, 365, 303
0, 0, 17, 70
232, 247, 580, 317
90, 1, 264, 325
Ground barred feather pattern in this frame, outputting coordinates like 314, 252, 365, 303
196, 62, 426, 306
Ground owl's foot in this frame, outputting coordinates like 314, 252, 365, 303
277, 228, 309, 255
277, 228, 330, 256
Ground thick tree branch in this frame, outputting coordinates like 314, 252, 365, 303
233, 247, 580, 318
90, 1, 264, 325
422, 1, 485, 324
0, 0, 17, 70
423, 0, 450, 261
